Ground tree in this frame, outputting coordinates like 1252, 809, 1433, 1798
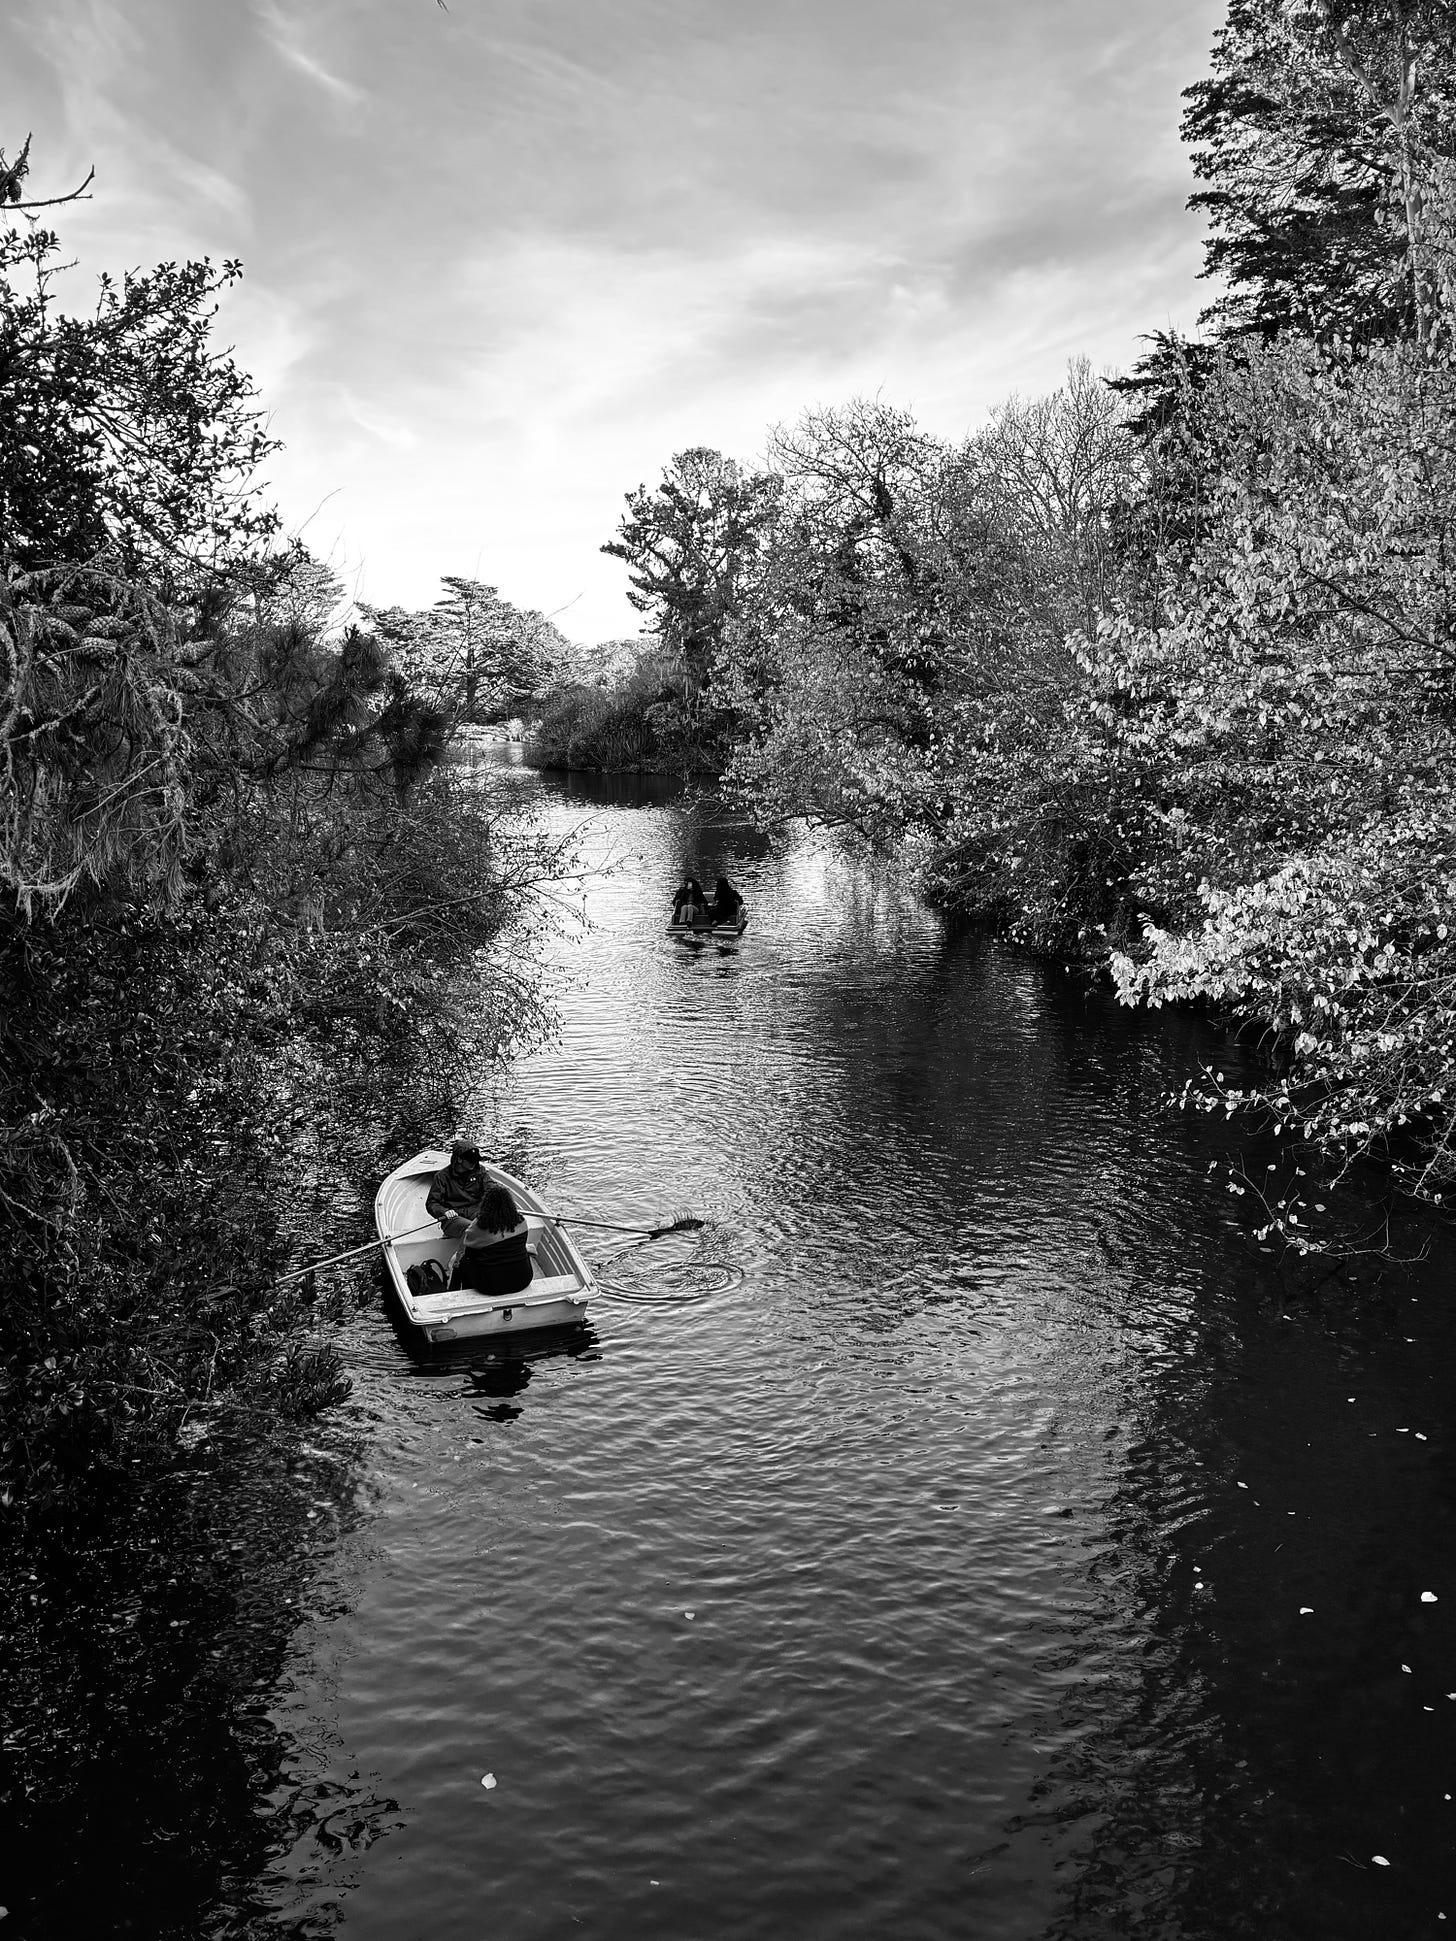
971, 358, 1142, 639
717, 399, 1059, 845
1092, 336, 1456, 1198
1183, 0, 1456, 344
602, 448, 781, 692
362, 578, 571, 724
0, 139, 277, 577
247, 547, 349, 639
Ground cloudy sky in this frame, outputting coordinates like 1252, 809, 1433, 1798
7, 0, 1225, 643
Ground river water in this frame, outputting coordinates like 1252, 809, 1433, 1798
253, 750, 1456, 1940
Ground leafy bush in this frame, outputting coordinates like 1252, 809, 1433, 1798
528, 643, 706, 770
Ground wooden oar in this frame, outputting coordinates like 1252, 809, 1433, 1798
273, 1209, 704, 1288
272, 1217, 442, 1287
548, 1212, 705, 1240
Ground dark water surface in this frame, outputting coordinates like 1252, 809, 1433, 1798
254, 752, 1456, 1939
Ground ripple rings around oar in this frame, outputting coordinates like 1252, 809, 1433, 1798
590, 1225, 743, 1305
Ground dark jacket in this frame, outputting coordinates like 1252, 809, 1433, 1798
427, 1164, 485, 1230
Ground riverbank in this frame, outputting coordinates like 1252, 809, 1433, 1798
0, 752, 573, 1936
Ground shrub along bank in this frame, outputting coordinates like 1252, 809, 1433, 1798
526, 638, 723, 774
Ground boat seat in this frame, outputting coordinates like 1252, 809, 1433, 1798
411, 1271, 582, 1313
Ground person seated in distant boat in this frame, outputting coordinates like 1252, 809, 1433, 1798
671, 876, 709, 925
426, 1140, 488, 1239
451, 1184, 534, 1295
707, 876, 743, 925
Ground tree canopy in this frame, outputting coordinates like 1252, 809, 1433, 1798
0, 148, 276, 576
602, 447, 781, 692
1183, 0, 1456, 343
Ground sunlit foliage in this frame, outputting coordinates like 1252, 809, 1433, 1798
362, 576, 573, 725
1099, 336, 1456, 1198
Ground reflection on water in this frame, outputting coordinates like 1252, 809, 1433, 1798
250, 749, 1456, 1941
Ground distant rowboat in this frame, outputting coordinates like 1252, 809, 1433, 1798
666, 906, 749, 938
374, 1149, 594, 1347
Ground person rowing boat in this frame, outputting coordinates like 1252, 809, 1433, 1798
425, 1139, 488, 1238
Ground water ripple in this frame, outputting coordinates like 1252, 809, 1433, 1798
253, 756, 1456, 1941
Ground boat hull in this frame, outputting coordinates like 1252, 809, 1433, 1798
666, 909, 749, 937
373, 1149, 595, 1346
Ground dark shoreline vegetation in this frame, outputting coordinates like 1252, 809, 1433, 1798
2, 1, 1456, 1926
0, 148, 573, 1934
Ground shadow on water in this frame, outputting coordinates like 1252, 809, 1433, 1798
392, 1319, 601, 1389
1026, 1193, 1456, 1941
0, 1412, 383, 1941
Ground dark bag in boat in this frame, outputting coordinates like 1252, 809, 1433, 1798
406, 1259, 448, 1297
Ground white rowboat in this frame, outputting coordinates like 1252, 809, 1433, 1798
374, 1148, 595, 1346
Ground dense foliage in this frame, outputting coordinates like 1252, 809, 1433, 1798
1183, 0, 1456, 345
527, 637, 702, 771
1100, 339, 1456, 1201
577, 1, 1456, 1216
0, 142, 276, 576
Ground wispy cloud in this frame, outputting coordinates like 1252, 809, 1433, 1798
254, 1, 367, 106
4, 0, 1226, 641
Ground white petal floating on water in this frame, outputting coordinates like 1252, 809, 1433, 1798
481, 1773, 497, 1790
1422, 1592, 1438, 1603
1372, 1855, 1390, 1866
